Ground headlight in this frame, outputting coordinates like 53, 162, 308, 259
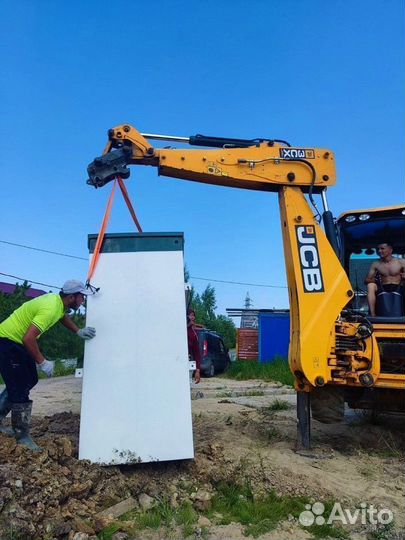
345, 215, 356, 222
359, 214, 370, 221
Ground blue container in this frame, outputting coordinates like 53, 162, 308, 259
258, 312, 290, 363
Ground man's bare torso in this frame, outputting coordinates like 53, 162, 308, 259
373, 258, 405, 285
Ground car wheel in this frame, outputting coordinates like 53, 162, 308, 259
206, 361, 215, 378
219, 360, 230, 374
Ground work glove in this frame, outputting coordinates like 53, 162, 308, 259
38, 359, 54, 378
77, 326, 96, 340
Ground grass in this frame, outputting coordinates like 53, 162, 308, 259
216, 390, 265, 398
241, 390, 265, 397
264, 426, 280, 440
304, 500, 349, 539
98, 499, 198, 539
374, 432, 403, 459
267, 399, 291, 411
98, 485, 349, 540
368, 522, 395, 540
98, 523, 122, 539
206, 482, 348, 538
354, 431, 404, 459
216, 391, 234, 398
222, 358, 294, 386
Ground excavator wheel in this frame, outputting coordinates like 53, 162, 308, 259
310, 386, 345, 424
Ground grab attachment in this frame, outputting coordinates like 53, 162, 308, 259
87, 147, 132, 188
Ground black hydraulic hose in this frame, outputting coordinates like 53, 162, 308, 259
188, 134, 292, 148
322, 210, 340, 256
272, 139, 291, 147
284, 157, 321, 221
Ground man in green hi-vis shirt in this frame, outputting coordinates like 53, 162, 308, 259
0, 280, 96, 451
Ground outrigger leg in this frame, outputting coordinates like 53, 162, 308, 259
296, 391, 311, 450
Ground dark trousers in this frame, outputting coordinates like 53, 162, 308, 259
0, 338, 38, 402
376, 285, 405, 317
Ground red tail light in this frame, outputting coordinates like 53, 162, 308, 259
203, 340, 208, 357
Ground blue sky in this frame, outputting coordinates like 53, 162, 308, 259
1, 0, 404, 316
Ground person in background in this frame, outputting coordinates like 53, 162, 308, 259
187, 309, 201, 384
0, 280, 96, 451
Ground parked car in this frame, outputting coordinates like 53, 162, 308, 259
195, 328, 230, 377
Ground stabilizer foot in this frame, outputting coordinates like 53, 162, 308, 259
296, 391, 311, 451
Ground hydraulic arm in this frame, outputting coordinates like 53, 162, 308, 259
87, 125, 336, 193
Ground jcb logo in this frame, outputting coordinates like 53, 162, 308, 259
296, 226, 324, 293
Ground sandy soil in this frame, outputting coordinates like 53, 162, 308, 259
0, 375, 403, 540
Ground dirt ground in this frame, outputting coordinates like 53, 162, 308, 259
0, 375, 404, 540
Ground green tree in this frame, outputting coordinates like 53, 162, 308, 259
214, 314, 237, 350
190, 284, 236, 349
0, 283, 85, 361
0, 282, 33, 320
39, 311, 85, 361
192, 284, 216, 328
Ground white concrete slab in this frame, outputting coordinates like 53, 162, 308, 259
79, 245, 194, 464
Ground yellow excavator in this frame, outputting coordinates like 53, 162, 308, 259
87, 124, 405, 448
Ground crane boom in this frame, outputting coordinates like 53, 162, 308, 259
87, 124, 336, 193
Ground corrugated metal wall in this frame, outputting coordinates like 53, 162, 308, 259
237, 328, 258, 360
258, 312, 290, 362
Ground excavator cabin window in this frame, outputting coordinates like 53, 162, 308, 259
337, 207, 405, 320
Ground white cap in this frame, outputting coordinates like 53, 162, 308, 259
61, 280, 88, 295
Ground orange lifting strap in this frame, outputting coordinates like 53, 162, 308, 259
86, 177, 143, 286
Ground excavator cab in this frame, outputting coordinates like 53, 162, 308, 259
337, 205, 405, 320
332, 205, 405, 415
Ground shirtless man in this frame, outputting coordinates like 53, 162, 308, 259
365, 243, 405, 316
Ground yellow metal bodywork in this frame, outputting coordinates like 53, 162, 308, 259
368, 324, 405, 389
278, 187, 353, 388
96, 124, 405, 395
332, 323, 405, 390
105, 125, 336, 193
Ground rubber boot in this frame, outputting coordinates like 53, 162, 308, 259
0, 389, 13, 435
11, 401, 42, 452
